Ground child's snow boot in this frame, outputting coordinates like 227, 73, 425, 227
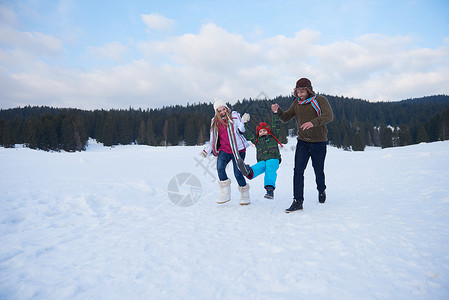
238, 184, 250, 205
217, 179, 231, 204
237, 158, 253, 178
318, 190, 326, 203
285, 198, 303, 213
264, 185, 274, 199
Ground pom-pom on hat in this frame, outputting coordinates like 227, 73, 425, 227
213, 98, 228, 111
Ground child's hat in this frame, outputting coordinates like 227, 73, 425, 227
256, 122, 271, 137
255, 122, 283, 147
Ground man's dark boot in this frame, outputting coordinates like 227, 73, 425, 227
285, 198, 303, 213
319, 191, 326, 203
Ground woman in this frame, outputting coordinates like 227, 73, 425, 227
202, 98, 251, 205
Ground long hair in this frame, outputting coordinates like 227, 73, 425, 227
211, 107, 232, 132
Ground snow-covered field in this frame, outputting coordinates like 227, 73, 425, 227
1, 138, 449, 300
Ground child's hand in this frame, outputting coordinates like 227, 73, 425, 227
242, 113, 250, 123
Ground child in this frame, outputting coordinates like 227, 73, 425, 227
238, 122, 283, 199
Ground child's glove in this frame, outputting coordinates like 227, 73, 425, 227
200, 150, 207, 158
242, 113, 250, 123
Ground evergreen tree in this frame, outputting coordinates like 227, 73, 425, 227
328, 123, 341, 148
197, 124, 207, 146
372, 128, 381, 147
342, 133, 351, 151
137, 120, 146, 145
0, 118, 4, 146
380, 125, 393, 148
146, 118, 156, 146
118, 113, 133, 145
1, 120, 14, 148
365, 130, 373, 147
167, 116, 179, 145
183, 119, 196, 146
440, 107, 449, 140
416, 124, 429, 143
163, 119, 168, 147
102, 113, 118, 146
352, 133, 365, 151
427, 114, 440, 142
398, 125, 412, 146
392, 127, 400, 147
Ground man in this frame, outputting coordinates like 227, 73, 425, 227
271, 78, 334, 212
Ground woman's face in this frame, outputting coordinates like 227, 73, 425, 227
296, 88, 309, 100
217, 106, 227, 117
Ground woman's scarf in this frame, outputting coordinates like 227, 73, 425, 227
298, 95, 321, 116
211, 117, 241, 160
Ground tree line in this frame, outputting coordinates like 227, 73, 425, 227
1, 94, 448, 151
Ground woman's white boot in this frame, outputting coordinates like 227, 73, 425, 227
238, 184, 250, 205
217, 179, 231, 204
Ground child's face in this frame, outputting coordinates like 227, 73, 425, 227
259, 129, 268, 136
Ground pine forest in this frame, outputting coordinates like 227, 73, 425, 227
1, 94, 448, 152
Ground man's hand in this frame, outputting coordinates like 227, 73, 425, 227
300, 122, 314, 130
271, 104, 279, 113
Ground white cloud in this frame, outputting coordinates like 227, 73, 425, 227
0, 26, 62, 56
312, 35, 449, 100
1, 22, 448, 109
141, 13, 175, 32
85, 42, 129, 62
0, 6, 18, 26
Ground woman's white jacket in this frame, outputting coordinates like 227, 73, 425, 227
203, 111, 250, 158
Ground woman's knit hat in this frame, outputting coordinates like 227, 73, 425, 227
255, 122, 283, 147
213, 98, 228, 111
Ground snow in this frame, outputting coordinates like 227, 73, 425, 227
1, 138, 449, 299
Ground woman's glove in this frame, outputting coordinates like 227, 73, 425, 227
200, 150, 207, 158
242, 113, 250, 123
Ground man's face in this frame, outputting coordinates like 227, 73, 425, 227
296, 88, 309, 100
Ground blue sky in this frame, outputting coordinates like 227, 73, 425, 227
1, 0, 448, 110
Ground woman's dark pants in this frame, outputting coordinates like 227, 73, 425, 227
217, 151, 247, 187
